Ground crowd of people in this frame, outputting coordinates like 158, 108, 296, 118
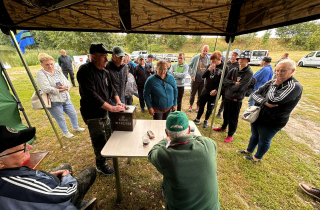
0, 42, 309, 209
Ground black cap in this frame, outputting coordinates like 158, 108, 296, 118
147, 54, 154, 58
236, 50, 251, 62
262, 56, 272, 63
89, 44, 112, 54
0, 126, 35, 153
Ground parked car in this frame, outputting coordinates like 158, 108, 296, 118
166, 54, 178, 62
131, 50, 148, 60
249, 50, 269, 66
298, 51, 320, 67
156, 54, 167, 60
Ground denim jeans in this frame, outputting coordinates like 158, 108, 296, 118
246, 122, 282, 159
248, 93, 255, 107
48, 100, 79, 134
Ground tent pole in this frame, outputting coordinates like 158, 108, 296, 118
209, 38, 232, 136
9, 30, 64, 148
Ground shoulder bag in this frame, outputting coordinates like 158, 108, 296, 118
241, 105, 261, 123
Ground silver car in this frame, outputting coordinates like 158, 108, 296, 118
298, 51, 320, 67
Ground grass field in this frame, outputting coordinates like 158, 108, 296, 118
3, 53, 320, 210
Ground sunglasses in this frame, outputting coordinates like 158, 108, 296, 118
0, 143, 27, 158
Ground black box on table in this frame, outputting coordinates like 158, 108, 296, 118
111, 105, 136, 131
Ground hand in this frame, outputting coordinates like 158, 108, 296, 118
191, 75, 194, 80
117, 102, 126, 109
111, 105, 125, 112
208, 63, 216, 71
166, 136, 171, 141
148, 108, 155, 115
210, 90, 217, 96
235, 82, 240, 85
50, 170, 71, 177
264, 102, 278, 108
150, 68, 154, 72
171, 106, 176, 112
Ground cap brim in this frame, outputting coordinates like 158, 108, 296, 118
115, 53, 125, 57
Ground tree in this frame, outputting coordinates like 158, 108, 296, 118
125, 34, 148, 52
234, 32, 257, 48
166, 35, 187, 51
262, 30, 271, 45
192, 35, 202, 44
0, 32, 12, 45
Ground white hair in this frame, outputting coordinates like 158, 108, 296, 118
277, 59, 296, 70
166, 127, 189, 140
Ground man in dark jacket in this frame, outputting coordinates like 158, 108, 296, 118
77, 44, 125, 175
0, 126, 96, 210
58, 49, 77, 87
148, 111, 220, 210
216, 49, 240, 118
134, 55, 154, 113
214, 50, 253, 143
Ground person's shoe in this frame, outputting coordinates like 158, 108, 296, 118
63, 132, 74, 138
213, 127, 227, 132
196, 107, 199, 113
189, 106, 192, 112
79, 198, 96, 210
236, 150, 251, 155
299, 183, 320, 200
203, 120, 208, 128
193, 119, 200, 125
73, 127, 85, 132
216, 113, 222, 119
141, 108, 145, 113
96, 165, 114, 176
224, 136, 233, 143
243, 156, 260, 162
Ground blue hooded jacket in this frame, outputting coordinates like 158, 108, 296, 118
144, 73, 178, 110
253, 64, 273, 91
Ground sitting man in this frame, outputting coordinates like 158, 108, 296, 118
148, 112, 220, 210
0, 126, 96, 210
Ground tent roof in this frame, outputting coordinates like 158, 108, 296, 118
1, 0, 320, 37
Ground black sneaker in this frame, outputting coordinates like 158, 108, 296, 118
216, 113, 222, 119
141, 108, 145, 113
79, 198, 96, 210
96, 165, 114, 175
193, 119, 200, 125
243, 156, 260, 162
236, 150, 251, 155
203, 120, 208, 128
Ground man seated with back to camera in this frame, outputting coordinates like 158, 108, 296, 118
0, 126, 96, 210
148, 111, 220, 210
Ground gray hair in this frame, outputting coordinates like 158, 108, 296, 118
277, 59, 296, 71
166, 127, 189, 140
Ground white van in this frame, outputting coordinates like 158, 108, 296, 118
131, 50, 148, 60
298, 51, 320, 67
249, 50, 269, 66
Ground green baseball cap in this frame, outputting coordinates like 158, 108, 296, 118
166, 111, 189, 132
112, 46, 125, 57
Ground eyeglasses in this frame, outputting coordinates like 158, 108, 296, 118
0, 143, 26, 158
158, 68, 167, 71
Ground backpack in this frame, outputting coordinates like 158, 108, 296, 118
245, 77, 257, 97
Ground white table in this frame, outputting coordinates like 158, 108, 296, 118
101, 119, 201, 201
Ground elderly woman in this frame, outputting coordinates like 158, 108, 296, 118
144, 59, 178, 120
36, 53, 85, 138
236, 59, 303, 162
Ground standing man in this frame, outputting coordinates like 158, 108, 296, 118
188, 45, 210, 112
58, 49, 77, 87
248, 56, 273, 107
214, 50, 253, 143
146, 54, 155, 71
169, 52, 188, 111
216, 49, 240, 118
77, 44, 125, 176
125, 53, 136, 75
273, 53, 289, 79
148, 111, 220, 210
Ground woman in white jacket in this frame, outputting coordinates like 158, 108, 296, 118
36, 53, 85, 138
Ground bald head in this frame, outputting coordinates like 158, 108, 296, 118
201, 45, 209, 57
61, 50, 66, 56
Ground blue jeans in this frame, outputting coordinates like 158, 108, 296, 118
246, 122, 282, 159
248, 93, 255, 107
48, 100, 79, 134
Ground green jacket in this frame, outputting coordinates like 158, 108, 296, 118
148, 135, 220, 210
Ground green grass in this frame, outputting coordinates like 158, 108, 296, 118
4, 53, 320, 209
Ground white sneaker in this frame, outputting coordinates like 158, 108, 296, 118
73, 127, 85, 132
63, 132, 74, 138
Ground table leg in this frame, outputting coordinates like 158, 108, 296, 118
113, 157, 123, 202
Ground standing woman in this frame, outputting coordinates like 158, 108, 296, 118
36, 53, 85, 138
144, 59, 178, 120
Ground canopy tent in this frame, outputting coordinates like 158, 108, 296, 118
0, 0, 319, 141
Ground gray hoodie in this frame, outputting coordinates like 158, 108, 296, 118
169, 62, 189, 87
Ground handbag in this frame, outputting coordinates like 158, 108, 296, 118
241, 105, 261, 123
31, 91, 51, 109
